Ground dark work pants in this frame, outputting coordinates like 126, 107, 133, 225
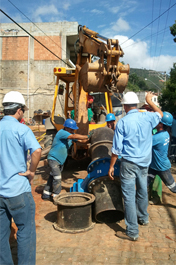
148, 167, 176, 193
43, 159, 63, 198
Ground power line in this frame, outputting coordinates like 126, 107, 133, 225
122, 27, 169, 50
152, 0, 162, 69
154, 0, 172, 70
150, 0, 154, 62
0, 9, 70, 67
120, 2, 176, 46
7, 0, 70, 58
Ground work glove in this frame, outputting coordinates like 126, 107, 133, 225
88, 130, 95, 139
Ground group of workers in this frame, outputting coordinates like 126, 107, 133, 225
0, 90, 176, 264
107, 91, 176, 241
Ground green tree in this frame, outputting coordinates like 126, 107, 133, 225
129, 73, 139, 85
137, 80, 149, 91
159, 63, 176, 113
170, 20, 176, 43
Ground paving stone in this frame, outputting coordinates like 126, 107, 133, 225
144, 260, 158, 264
155, 260, 175, 265
129, 258, 145, 265
152, 252, 170, 260
121, 251, 136, 259
169, 253, 176, 260
135, 252, 152, 259
10, 163, 176, 265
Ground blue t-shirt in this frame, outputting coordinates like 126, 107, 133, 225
112, 109, 161, 167
0, 116, 41, 198
47, 129, 73, 165
150, 130, 171, 171
172, 119, 176, 137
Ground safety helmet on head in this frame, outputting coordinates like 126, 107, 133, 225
2, 91, 28, 110
161, 112, 173, 126
121, 92, 139, 104
105, 113, 116, 122
63, 119, 79, 130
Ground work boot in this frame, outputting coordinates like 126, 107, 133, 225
41, 195, 53, 202
138, 220, 149, 226
115, 231, 138, 241
149, 197, 161, 205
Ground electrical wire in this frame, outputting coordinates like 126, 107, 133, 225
152, 0, 162, 69
154, 0, 172, 70
6, 0, 71, 58
122, 27, 169, 50
120, 2, 176, 46
0, 9, 70, 67
149, 0, 154, 69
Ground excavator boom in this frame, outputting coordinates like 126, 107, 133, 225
77, 25, 130, 94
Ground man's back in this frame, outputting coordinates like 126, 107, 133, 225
150, 130, 171, 171
47, 129, 72, 165
112, 109, 160, 166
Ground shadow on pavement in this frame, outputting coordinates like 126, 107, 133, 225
44, 211, 57, 223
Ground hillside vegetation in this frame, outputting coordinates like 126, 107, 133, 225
126, 68, 166, 92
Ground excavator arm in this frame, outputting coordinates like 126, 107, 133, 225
49, 25, 130, 159
77, 25, 130, 94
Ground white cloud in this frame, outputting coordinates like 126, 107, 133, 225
108, 6, 120, 14
102, 0, 138, 16
115, 35, 176, 73
32, 4, 65, 22
63, 3, 70, 10
100, 18, 130, 37
34, 5, 59, 17
91, 9, 104, 15
112, 18, 130, 32
98, 24, 106, 28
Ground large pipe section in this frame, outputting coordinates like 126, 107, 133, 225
71, 127, 124, 223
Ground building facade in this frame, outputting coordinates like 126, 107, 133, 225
0, 22, 78, 119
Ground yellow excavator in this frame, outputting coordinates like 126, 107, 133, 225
43, 25, 130, 159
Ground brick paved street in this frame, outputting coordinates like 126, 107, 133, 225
10, 160, 176, 265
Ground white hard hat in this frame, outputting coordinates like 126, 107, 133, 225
121, 92, 139, 104
2, 91, 28, 110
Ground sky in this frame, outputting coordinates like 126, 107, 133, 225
1, 0, 176, 74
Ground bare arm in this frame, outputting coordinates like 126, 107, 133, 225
77, 139, 89, 143
19, 148, 41, 184
145, 92, 163, 117
108, 153, 118, 180
68, 133, 89, 140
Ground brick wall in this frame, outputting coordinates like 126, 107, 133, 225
2, 36, 61, 61
34, 36, 61, 60
0, 22, 78, 119
2, 37, 28, 60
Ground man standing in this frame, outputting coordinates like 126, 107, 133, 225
42, 119, 90, 201
106, 113, 116, 131
148, 112, 176, 195
0, 91, 41, 265
108, 91, 163, 241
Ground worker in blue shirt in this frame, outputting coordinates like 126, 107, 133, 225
148, 111, 176, 199
42, 119, 91, 201
170, 112, 176, 163
106, 113, 116, 131
108, 91, 163, 241
0, 91, 41, 265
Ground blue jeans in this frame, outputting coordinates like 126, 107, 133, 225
120, 159, 149, 238
0, 192, 36, 265
43, 159, 63, 198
